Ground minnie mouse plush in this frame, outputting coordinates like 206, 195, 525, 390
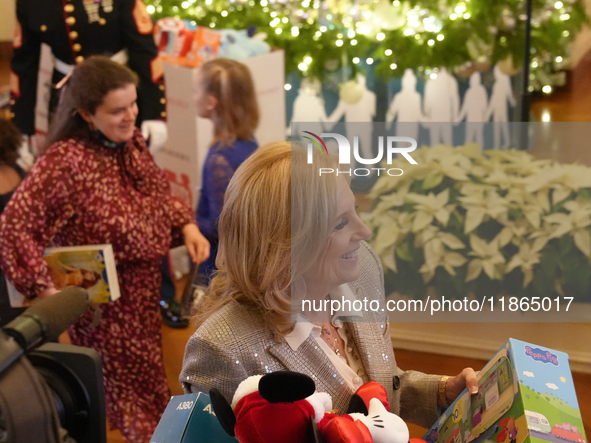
210, 371, 329, 442
322, 396, 409, 443
209, 371, 416, 443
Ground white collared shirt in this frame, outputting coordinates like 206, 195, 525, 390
286, 284, 369, 392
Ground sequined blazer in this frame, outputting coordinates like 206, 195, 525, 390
180, 241, 442, 428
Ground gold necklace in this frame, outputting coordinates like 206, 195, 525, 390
300, 315, 348, 362
319, 322, 348, 363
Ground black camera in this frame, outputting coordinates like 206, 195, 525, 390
0, 287, 106, 443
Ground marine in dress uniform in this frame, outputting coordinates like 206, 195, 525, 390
9, 0, 167, 147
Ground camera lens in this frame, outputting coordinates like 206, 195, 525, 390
27, 352, 90, 443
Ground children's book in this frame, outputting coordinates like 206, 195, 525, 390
6, 244, 121, 307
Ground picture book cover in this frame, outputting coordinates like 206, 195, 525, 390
6, 244, 121, 307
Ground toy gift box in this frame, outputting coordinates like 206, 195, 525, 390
150, 392, 237, 443
424, 338, 587, 443
155, 18, 222, 68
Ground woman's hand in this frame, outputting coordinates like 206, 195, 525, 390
183, 223, 210, 265
38, 287, 59, 300
445, 367, 479, 406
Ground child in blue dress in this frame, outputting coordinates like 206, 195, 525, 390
194, 58, 259, 282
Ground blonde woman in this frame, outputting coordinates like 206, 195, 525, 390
193, 58, 259, 282
180, 142, 478, 428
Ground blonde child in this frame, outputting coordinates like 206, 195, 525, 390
194, 58, 259, 281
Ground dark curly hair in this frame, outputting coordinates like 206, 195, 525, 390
0, 117, 23, 166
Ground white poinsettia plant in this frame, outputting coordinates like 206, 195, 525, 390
361, 144, 591, 302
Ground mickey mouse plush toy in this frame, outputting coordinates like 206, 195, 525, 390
209, 371, 420, 443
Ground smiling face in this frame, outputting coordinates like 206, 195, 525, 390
79, 83, 138, 143
302, 177, 372, 298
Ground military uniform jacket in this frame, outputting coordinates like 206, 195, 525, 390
180, 241, 442, 428
10, 0, 166, 135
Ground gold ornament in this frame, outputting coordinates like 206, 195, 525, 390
474, 59, 492, 73
339, 79, 364, 104
456, 63, 476, 78
497, 54, 521, 76
372, 0, 408, 30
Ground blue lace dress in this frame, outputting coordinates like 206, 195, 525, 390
196, 138, 258, 281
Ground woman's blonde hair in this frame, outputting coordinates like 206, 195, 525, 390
196, 141, 339, 337
198, 58, 259, 146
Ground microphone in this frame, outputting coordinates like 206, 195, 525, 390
3, 286, 90, 352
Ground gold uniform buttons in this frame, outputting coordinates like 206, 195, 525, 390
160, 111, 167, 117
159, 85, 165, 90
75, 55, 84, 64
73, 43, 81, 52
99, 18, 106, 25
40, 25, 47, 32
64, 4, 74, 12
66, 16, 76, 26
69, 31, 78, 40
160, 98, 166, 104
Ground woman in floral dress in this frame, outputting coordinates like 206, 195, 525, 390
0, 56, 209, 443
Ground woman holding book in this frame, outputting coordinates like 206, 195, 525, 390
0, 57, 209, 443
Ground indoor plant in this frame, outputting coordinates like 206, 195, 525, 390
362, 144, 591, 303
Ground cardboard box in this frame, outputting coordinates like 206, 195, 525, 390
424, 339, 587, 443
150, 392, 237, 443
154, 50, 286, 210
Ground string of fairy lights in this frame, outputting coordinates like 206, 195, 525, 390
145, 0, 587, 93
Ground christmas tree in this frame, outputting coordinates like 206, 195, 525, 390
145, 0, 587, 92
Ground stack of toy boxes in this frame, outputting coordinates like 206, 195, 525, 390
424, 339, 587, 443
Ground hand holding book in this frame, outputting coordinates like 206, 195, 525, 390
6, 244, 120, 307
38, 287, 59, 300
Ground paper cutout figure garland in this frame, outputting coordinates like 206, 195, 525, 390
486, 65, 517, 150
328, 74, 376, 160
289, 65, 517, 151
456, 72, 489, 147
386, 69, 424, 142
423, 67, 460, 146
289, 78, 329, 139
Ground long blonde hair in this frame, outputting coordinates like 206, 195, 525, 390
196, 141, 339, 337
198, 58, 259, 146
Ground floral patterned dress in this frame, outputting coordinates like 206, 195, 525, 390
0, 129, 193, 443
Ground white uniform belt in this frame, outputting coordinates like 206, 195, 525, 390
54, 49, 129, 75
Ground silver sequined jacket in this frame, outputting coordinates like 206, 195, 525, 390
180, 241, 442, 428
